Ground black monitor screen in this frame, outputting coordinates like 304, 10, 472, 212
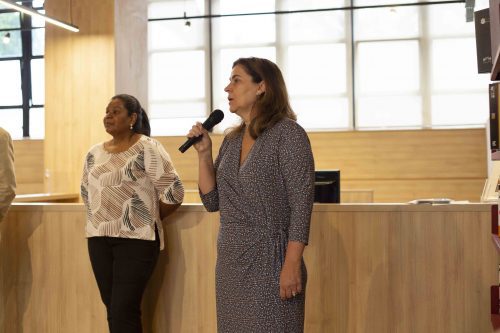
314, 170, 340, 203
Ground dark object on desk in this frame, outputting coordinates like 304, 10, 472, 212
314, 170, 340, 203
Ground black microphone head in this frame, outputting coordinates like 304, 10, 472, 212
202, 109, 224, 130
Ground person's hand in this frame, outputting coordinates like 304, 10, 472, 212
187, 122, 212, 155
279, 259, 302, 300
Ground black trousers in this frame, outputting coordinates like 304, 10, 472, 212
88, 232, 159, 333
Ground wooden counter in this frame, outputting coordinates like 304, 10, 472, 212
0, 203, 496, 332
13, 192, 80, 203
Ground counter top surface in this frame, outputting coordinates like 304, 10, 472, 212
10, 202, 492, 213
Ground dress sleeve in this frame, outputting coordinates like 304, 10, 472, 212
199, 137, 228, 212
144, 139, 184, 205
278, 122, 315, 244
0, 129, 16, 222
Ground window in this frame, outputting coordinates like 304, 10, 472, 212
148, 0, 209, 136
148, 0, 491, 135
428, 3, 490, 126
0, 0, 45, 139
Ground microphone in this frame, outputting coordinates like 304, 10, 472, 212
179, 109, 224, 153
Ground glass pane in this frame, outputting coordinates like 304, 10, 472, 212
149, 101, 206, 119
0, 60, 21, 105
31, 58, 44, 105
149, 50, 205, 101
357, 40, 419, 93
357, 96, 422, 128
215, 0, 276, 47
0, 30, 22, 58
0, 109, 23, 139
474, 0, 490, 10
288, 44, 346, 96
148, 0, 205, 20
32, 0, 45, 9
292, 97, 349, 130
354, 0, 419, 40
151, 117, 208, 137
32, 28, 45, 56
427, 3, 474, 37
149, 19, 206, 51
219, 0, 274, 13
431, 38, 489, 91
29, 107, 44, 139
281, 0, 346, 10
0, 12, 20, 29
431, 94, 489, 126
31, 9, 46, 28
215, 15, 275, 46
282, 11, 345, 43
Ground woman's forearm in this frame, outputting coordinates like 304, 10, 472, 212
284, 241, 305, 264
198, 152, 216, 194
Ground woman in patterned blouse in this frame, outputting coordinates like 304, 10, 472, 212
187, 58, 315, 332
80, 94, 184, 333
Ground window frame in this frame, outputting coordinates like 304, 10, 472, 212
0, 2, 44, 138
147, 0, 488, 135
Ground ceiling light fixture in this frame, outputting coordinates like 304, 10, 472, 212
0, 0, 79, 32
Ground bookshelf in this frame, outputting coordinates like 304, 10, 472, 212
478, 1, 500, 330
490, 0, 500, 80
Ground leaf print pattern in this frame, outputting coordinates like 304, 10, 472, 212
123, 205, 134, 231
80, 136, 184, 250
80, 184, 92, 220
86, 153, 95, 170
132, 192, 152, 226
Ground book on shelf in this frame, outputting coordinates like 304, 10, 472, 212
474, 8, 493, 73
490, 83, 500, 151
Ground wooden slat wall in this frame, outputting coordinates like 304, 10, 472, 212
156, 128, 487, 202
12, 128, 487, 202
43, 0, 147, 196
12, 140, 44, 194
44, 0, 115, 194
0, 204, 495, 332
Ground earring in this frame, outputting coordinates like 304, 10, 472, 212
130, 124, 133, 130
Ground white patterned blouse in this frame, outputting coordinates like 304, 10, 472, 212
80, 135, 184, 250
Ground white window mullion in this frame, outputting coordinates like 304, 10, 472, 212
420, 5, 432, 128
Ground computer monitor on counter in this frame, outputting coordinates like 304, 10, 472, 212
314, 170, 340, 203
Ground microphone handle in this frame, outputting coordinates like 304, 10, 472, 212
178, 134, 203, 153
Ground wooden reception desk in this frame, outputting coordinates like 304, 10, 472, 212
0, 203, 496, 333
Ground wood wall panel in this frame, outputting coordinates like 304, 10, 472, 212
309, 129, 486, 179
343, 179, 485, 202
44, 0, 115, 194
43, 0, 148, 196
12, 128, 487, 202
155, 128, 487, 202
12, 140, 44, 194
0, 204, 495, 332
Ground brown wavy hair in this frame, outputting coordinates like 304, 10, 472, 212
225, 57, 296, 139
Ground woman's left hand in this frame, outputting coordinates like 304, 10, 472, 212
279, 258, 302, 300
